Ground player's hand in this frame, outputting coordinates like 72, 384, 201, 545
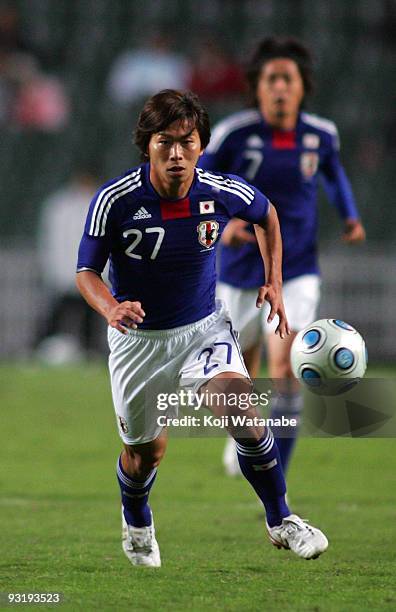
342, 219, 366, 243
221, 218, 257, 247
107, 300, 145, 334
256, 284, 290, 339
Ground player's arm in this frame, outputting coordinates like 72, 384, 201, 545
341, 218, 365, 242
76, 271, 145, 334
221, 218, 257, 247
321, 131, 366, 244
254, 203, 290, 339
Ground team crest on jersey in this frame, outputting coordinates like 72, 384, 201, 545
197, 220, 219, 249
300, 152, 319, 179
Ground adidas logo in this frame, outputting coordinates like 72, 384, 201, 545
133, 206, 152, 220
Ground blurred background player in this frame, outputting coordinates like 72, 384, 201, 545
199, 37, 366, 477
106, 31, 190, 107
36, 166, 106, 363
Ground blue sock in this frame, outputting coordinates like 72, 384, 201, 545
116, 455, 157, 527
270, 392, 302, 473
236, 430, 290, 527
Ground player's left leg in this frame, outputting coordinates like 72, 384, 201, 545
180, 300, 328, 558
119, 433, 167, 527
202, 372, 290, 527
201, 371, 328, 559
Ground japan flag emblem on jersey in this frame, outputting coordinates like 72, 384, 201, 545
197, 220, 219, 249
199, 200, 215, 214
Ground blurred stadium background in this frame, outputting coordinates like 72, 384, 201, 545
0, 0, 395, 361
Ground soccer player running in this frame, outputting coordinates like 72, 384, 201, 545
199, 37, 366, 477
76, 89, 328, 567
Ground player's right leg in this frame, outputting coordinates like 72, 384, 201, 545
107, 326, 174, 568
118, 434, 167, 567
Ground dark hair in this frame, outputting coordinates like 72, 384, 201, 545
246, 37, 314, 107
134, 89, 211, 160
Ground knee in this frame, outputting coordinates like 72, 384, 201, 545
142, 448, 165, 471
123, 445, 165, 479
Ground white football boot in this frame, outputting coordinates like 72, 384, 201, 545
266, 514, 328, 560
121, 508, 161, 567
222, 436, 241, 477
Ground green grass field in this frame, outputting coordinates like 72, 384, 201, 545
1, 364, 395, 611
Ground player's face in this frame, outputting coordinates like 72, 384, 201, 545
256, 58, 304, 127
148, 119, 203, 198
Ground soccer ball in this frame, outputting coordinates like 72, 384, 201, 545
290, 319, 368, 395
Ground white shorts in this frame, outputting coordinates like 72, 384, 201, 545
108, 300, 248, 445
216, 274, 321, 351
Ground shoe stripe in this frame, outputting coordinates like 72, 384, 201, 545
267, 532, 290, 550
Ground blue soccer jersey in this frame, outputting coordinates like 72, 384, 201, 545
199, 109, 359, 288
77, 163, 269, 329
